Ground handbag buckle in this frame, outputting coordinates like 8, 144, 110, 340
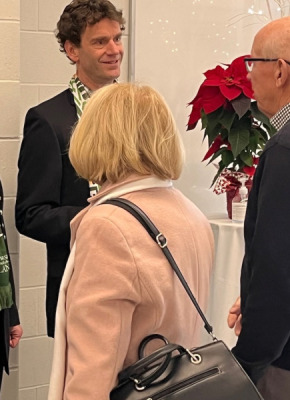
132, 378, 146, 391
186, 349, 202, 364
156, 233, 167, 248
210, 331, 218, 341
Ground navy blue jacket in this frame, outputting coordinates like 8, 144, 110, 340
232, 121, 290, 383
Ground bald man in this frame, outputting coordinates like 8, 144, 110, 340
227, 17, 290, 400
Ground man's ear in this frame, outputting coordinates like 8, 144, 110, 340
275, 59, 289, 88
64, 40, 79, 63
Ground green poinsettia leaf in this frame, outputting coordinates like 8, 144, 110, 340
201, 109, 208, 129
206, 148, 233, 178
233, 112, 252, 129
219, 108, 236, 131
251, 127, 272, 152
231, 94, 251, 118
228, 128, 250, 158
205, 147, 225, 164
252, 126, 268, 142
211, 161, 225, 187
207, 106, 224, 121
258, 137, 268, 150
233, 159, 245, 170
221, 149, 234, 166
239, 150, 254, 166
204, 123, 222, 145
247, 132, 260, 152
202, 107, 226, 144
250, 102, 276, 136
218, 127, 228, 140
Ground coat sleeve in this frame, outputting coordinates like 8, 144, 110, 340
64, 217, 141, 400
8, 248, 20, 327
15, 108, 85, 246
0, 180, 20, 327
8, 243, 20, 327
232, 141, 290, 382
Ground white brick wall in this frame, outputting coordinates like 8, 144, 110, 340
1, 1, 130, 399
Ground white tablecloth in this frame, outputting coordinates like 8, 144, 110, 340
203, 218, 245, 348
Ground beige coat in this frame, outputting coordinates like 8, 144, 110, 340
49, 176, 214, 400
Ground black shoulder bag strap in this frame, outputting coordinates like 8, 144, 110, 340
104, 197, 216, 340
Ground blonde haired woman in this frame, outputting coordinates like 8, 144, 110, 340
48, 83, 214, 400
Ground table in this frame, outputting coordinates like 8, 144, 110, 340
203, 218, 245, 348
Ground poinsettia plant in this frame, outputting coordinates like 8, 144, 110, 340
187, 55, 276, 185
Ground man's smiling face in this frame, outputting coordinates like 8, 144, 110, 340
67, 18, 124, 90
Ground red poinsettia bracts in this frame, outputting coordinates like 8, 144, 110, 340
242, 157, 259, 176
188, 56, 253, 130
187, 55, 275, 185
202, 135, 228, 161
203, 56, 253, 100
188, 86, 226, 129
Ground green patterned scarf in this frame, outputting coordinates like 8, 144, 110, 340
69, 75, 91, 119
0, 213, 13, 311
69, 75, 100, 195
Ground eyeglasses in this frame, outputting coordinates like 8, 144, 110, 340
244, 57, 290, 72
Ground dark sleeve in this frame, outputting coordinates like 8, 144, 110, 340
0, 180, 20, 327
8, 244, 20, 327
232, 141, 290, 382
8, 305, 20, 328
15, 107, 86, 246
8, 249, 20, 327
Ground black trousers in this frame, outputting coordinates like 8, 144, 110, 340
0, 310, 8, 394
257, 365, 290, 400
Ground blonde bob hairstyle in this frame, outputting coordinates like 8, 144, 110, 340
69, 82, 185, 184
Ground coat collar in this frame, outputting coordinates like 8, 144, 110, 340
69, 175, 173, 247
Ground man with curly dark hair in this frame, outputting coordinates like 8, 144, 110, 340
15, 0, 125, 338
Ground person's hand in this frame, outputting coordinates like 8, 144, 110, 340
9, 324, 23, 348
227, 297, 242, 336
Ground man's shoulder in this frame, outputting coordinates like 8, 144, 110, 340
23, 88, 77, 143
264, 121, 290, 152
25, 89, 77, 129
31, 88, 74, 114
274, 121, 290, 148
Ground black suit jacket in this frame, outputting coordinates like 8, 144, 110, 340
232, 121, 290, 383
0, 180, 20, 374
15, 89, 89, 337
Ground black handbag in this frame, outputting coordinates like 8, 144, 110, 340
105, 198, 263, 400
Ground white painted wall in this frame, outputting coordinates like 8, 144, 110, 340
133, 0, 285, 217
